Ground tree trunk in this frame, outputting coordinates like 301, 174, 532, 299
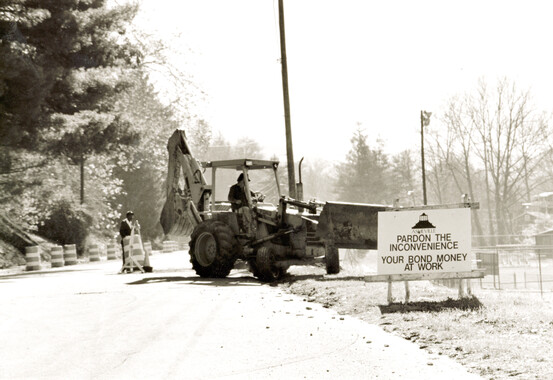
483, 147, 496, 246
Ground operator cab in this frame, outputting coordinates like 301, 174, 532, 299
201, 159, 281, 214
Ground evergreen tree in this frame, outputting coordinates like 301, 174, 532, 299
1, 0, 142, 207
1, 0, 141, 150
0, 0, 148, 247
188, 119, 212, 161
389, 150, 418, 206
335, 127, 391, 204
300, 159, 335, 202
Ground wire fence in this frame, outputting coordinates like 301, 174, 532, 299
471, 245, 553, 294
341, 245, 553, 295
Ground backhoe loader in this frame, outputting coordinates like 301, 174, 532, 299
160, 129, 390, 281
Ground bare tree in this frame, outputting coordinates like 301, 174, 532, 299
472, 79, 550, 242
441, 94, 486, 245
425, 114, 459, 206
425, 78, 551, 245
432, 78, 551, 245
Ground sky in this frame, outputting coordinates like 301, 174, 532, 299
133, 0, 553, 163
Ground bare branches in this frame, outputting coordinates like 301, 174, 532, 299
427, 78, 552, 243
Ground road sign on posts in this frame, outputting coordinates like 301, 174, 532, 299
377, 207, 472, 275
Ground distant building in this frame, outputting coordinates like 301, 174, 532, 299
514, 210, 547, 232
514, 192, 553, 234
534, 229, 553, 257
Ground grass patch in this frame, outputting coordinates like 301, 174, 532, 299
279, 266, 553, 380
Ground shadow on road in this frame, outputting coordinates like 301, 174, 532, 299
127, 272, 261, 287
277, 274, 366, 284
0, 268, 98, 279
379, 296, 483, 314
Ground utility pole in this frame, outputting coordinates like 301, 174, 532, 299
80, 153, 85, 205
420, 110, 432, 205
278, 0, 296, 199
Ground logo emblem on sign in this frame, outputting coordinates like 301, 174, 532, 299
412, 213, 436, 229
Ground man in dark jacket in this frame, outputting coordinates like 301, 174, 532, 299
228, 173, 252, 212
228, 174, 264, 234
119, 211, 134, 266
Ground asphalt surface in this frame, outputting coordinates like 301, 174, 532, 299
0, 251, 482, 379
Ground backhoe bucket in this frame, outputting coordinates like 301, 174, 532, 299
160, 129, 209, 238
160, 191, 202, 237
315, 201, 391, 249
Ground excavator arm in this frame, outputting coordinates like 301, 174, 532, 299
159, 130, 211, 237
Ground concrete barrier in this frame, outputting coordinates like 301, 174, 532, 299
50, 245, 64, 268
63, 244, 78, 266
88, 243, 101, 262
25, 246, 41, 271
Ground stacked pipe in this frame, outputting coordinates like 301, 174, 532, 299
25, 246, 41, 271
162, 240, 175, 253
23, 237, 154, 272
88, 243, 101, 262
50, 246, 64, 268
63, 244, 78, 265
106, 241, 118, 260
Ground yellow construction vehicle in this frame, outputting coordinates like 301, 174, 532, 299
160, 129, 390, 281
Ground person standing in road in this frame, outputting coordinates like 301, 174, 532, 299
119, 211, 135, 266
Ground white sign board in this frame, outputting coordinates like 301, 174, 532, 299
377, 208, 471, 275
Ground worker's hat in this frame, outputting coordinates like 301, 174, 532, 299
126, 211, 134, 216
237, 173, 250, 182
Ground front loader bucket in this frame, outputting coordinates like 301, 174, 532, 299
315, 201, 391, 249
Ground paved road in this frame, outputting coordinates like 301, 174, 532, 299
0, 252, 481, 379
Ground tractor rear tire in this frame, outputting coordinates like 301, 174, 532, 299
325, 246, 340, 274
255, 247, 283, 282
189, 220, 238, 278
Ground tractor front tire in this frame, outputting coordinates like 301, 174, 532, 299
325, 245, 340, 274
189, 220, 238, 278
255, 247, 283, 282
